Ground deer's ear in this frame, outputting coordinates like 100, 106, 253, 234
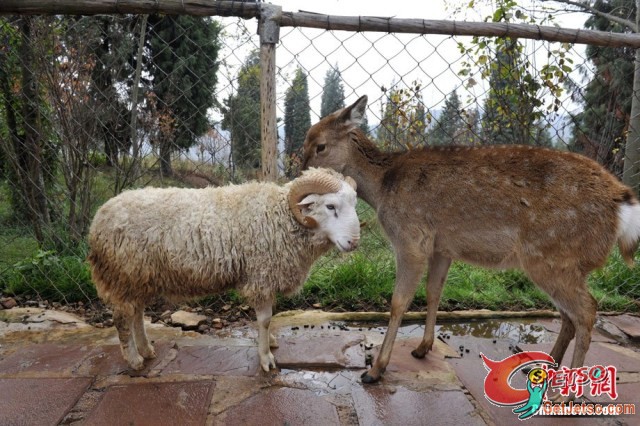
338, 95, 368, 127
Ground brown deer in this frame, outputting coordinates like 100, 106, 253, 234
302, 95, 640, 383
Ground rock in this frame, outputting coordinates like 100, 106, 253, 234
312, 303, 322, 309
27, 310, 85, 324
1, 298, 18, 309
160, 310, 172, 320
222, 304, 231, 311
198, 324, 210, 333
171, 310, 207, 330
212, 318, 222, 324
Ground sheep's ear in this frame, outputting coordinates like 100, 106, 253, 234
297, 195, 320, 228
297, 194, 318, 212
338, 95, 367, 127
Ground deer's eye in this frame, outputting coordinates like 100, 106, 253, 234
327, 204, 335, 210
317, 144, 326, 153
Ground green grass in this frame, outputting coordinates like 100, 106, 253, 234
1, 179, 639, 312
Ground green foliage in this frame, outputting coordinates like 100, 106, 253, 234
428, 90, 465, 145
320, 66, 345, 118
568, 0, 635, 175
147, 15, 222, 173
1, 250, 96, 303
377, 81, 428, 149
87, 15, 136, 166
222, 50, 261, 171
284, 67, 311, 177
455, 0, 569, 147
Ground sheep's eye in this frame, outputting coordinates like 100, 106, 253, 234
327, 204, 335, 211
317, 144, 326, 153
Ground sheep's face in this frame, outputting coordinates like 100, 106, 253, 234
298, 182, 360, 252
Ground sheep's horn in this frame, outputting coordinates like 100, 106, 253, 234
345, 176, 357, 191
288, 170, 343, 228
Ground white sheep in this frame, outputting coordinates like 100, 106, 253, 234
88, 168, 360, 372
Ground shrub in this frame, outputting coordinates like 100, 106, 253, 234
1, 250, 96, 303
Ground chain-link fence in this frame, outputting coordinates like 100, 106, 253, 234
1, 1, 640, 315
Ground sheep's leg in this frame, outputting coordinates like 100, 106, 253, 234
132, 305, 156, 359
362, 249, 427, 383
269, 333, 279, 349
254, 299, 276, 371
411, 253, 452, 359
113, 304, 144, 370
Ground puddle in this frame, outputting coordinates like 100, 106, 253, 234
437, 319, 547, 344
259, 318, 549, 345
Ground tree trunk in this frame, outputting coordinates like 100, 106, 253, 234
19, 17, 50, 243
129, 14, 148, 182
159, 140, 173, 177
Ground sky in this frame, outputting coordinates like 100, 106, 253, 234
209, 1, 592, 135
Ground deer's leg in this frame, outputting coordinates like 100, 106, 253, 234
564, 288, 597, 370
529, 268, 596, 370
362, 249, 427, 383
412, 253, 452, 359
549, 310, 575, 366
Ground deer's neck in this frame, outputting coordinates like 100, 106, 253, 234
343, 132, 395, 210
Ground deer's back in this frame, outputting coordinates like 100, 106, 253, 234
376, 145, 632, 270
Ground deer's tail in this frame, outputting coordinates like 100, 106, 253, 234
617, 201, 640, 268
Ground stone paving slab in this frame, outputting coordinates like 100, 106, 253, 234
0, 377, 91, 426
0, 343, 94, 375
162, 345, 260, 376
352, 385, 485, 426
0, 342, 174, 377
274, 333, 366, 369
605, 314, 640, 340
518, 341, 640, 372
443, 335, 621, 426
212, 386, 341, 425
535, 318, 617, 343
82, 381, 215, 426
1, 311, 639, 425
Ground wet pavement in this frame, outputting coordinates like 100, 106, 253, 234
0, 308, 639, 425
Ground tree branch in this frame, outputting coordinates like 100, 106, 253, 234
541, 0, 637, 32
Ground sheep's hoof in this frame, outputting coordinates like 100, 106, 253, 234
128, 355, 145, 371
260, 352, 277, 372
140, 345, 157, 359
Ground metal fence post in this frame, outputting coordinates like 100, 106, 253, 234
258, 3, 282, 182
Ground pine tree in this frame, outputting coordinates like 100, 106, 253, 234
284, 68, 311, 177
480, 38, 541, 146
147, 15, 221, 175
570, 0, 634, 176
377, 82, 426, 149
428, 90, 463, 145
222, 50, 261, 172
320, 67, 345, 118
